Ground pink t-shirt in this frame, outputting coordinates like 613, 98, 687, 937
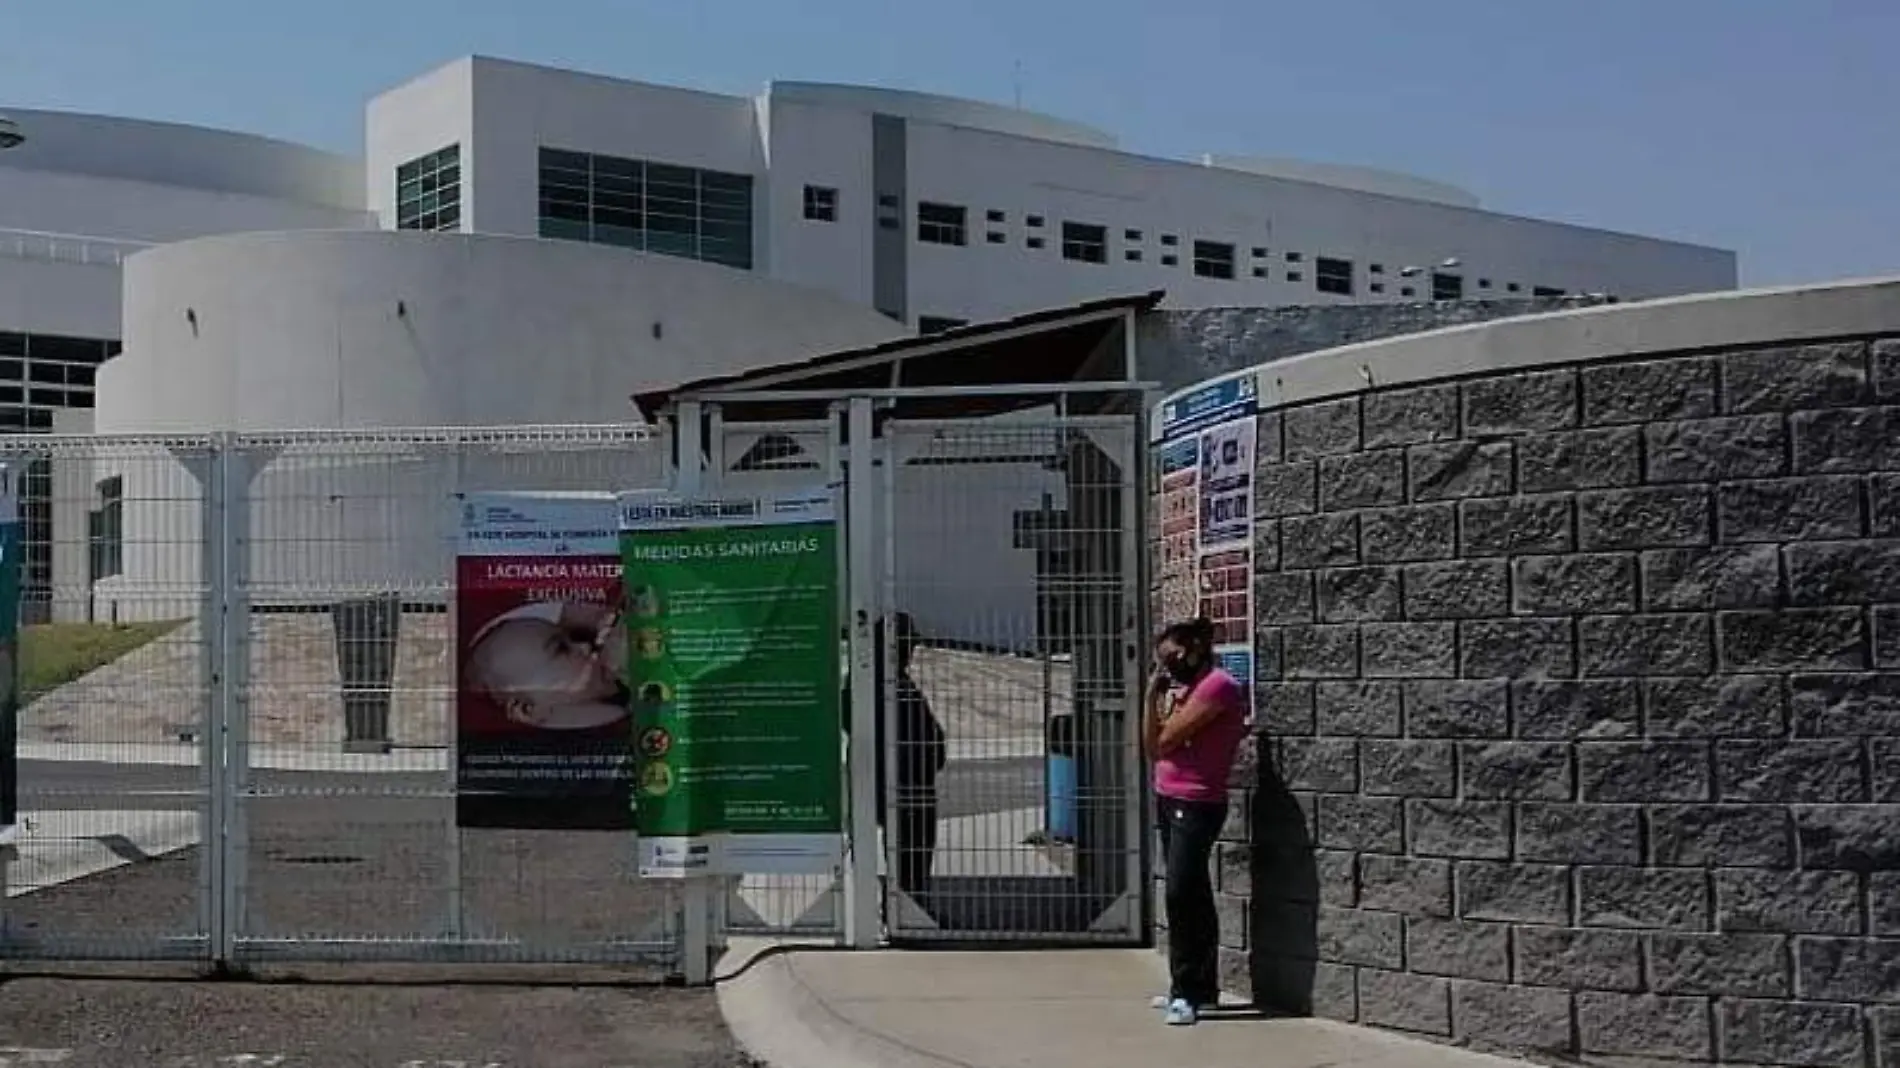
1153, 668, 1248, 803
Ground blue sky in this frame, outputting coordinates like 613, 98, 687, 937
5, 0, 1894, 285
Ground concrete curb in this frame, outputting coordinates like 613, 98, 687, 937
714, 939, 960, 1068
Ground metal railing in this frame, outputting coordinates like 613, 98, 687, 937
0, 228, 153, 268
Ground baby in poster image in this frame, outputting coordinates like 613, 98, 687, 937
464, 599, 631, 730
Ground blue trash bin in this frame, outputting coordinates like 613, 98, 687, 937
1046, 714, 1077, 842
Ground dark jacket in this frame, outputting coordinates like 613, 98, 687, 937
841, 668, 948, 807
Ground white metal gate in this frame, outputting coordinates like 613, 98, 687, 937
697, 397, 1146, 946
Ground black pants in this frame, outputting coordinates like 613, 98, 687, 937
894, 794, 939, 898
1158, 796, 1228, 1006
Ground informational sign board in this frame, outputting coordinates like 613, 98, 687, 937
453, 492, 631, 830
1155, 376, 1260, 713
618, 489, 843, 878
0, 464, 21, 847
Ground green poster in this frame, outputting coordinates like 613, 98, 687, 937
0, 463, 21, 847
618, 489, 841, 878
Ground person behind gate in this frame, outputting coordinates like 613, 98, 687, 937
1144, 616, 1247, 1027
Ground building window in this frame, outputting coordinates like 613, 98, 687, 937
1159, 234, 1178, 247
1026, 214, 1045, 228
1160, 254, 1178, 266
1061, 222, 1107, 264
1192, 240, 1235, 279
1432, 272, 1465, 300
1285, 251, 1304, 263
878, 194, 900, 208
1251, 247, 1268, 259
1478, 277, 1492, 290
1533, 285, 1565, 297
917, 202, 967, 246
1507, 282, 1522, 293
1400, 286, 1416, 297
1027, 236, 1045, 250
89, 475, 124, 581
536, 147, 754, 269
918, 316, 968, 335
1250, 267, 1268, 279
1370, 282, 1386, 294
395, 144, 461, 231
1287, 270, 1304, 283
1315, 257, 1355, 296
1370, 263, 1385, 275
1124, 228, 1143, 241
986, 209, 1006, 223
986, 232, 1007, 244
1126, 249, 1143, 262
803, 185, 838, 222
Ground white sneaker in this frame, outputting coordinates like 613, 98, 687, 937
1163, 998, 1199, 1026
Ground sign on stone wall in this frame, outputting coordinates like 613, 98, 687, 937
1155, 375, 1259, 712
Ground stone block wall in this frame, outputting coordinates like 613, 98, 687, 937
1212, 336, 1900, 1065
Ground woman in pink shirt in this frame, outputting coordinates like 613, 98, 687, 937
1144, 617, 1249, 1026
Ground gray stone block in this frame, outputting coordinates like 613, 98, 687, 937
1284, 396, 1362, 461
1315, 680, 1402, 736
1316, 566, 1402, 622
1402, 559, 1508, 620
1786, 539, 1900, 606
1319, 450, 1406, 511
1256, 571, 1316, 625
1409, 441, 1514, 501
1879, 1008, 1900, 1068
1258, 461, 1318, 518
1408, 800, 1511, 859
1719, 999, 1866, 1068
1405, 917, 1509, 981
1578, 867, 1709, 930
1795, 804, 1900, 872
1877, 738, 1900, 803
1579, 741, 1711, 802
1647, 675, 1786, 737
1796, 936, 1900, 1002
1579, 612, 1712, 675
1717, 870, 1863, 934
1309, 961, 1358, 1021
1461, 495, 1574, 556
1875, 873, 1900, 936
1513, 553, 1638, 615
1791, 673, 1900, 736
1284, 624, 1361, 678
1403, 679, 1509, 738
1256, 625, 1284, 681
1465, 369, 1579, 436
1363, 383, 1459, 448
1357, 968, 1451, 1035
1650, 932, 1791, 997
1577, 992, 1712, 1059
1513, 679, 1640, 739
1317, 906, 1402, 968
1316, 848, 1357, 907
1361, 621, 1457, 678
1718, 475, 1864, 543
1457, 862, 1571, 924
1583, 355, 1717, 425
1578, 486, 1711, 550
1360, 503, 1457, 563
1282, 513, 1360, 569
1215, 891, 1249, 951
1517, 803, 1643, 864
1275, 738, 1359, 792
1717, 739, 1867, 803
1451, 980, 1573, 1053
1459, 617, 1575, 678
1722, 341, 1871, 413
1648, 805, 1794, 868
1459, 742, 1572, 800
1317, 795, 1403, 853
1256, 411, 1285, 463
1879, 607, 1900, 668
1646, 414, 1788, 482
1215, 842, 1251, 896
1879, 338, 1900, 399
1720, 609, 1867, 672
1876, 473, 1900, 537
1257, 522, 1283, 574
1515, 927, 1642, 991
1358, 854, 1451, 917
1518, 427, 1642, 492
1257, 681, 1315, 735
1640, 545, 1782, 610
1358, 739, 1455, 797
1793, 405, 1900, 473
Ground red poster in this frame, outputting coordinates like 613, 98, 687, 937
455, 492, 631, 830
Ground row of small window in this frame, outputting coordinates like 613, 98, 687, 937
396, 145, 462, 232
803, 187, 1575, 299
537, 147, 754, 270
0, 331, 121, 365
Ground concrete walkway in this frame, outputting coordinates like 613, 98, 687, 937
717, 940, 1537, 1068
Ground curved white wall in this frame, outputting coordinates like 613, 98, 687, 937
101, 229, 904, 433
1200, 155, 1481, 209
768, 82, 1117, 150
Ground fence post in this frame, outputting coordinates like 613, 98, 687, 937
672, 401, 712, 985
843, 396, 881, 950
